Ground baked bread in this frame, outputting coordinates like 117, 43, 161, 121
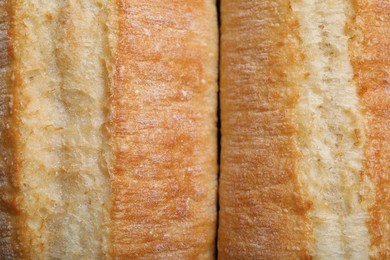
219, 0, 389, 258
0, 0, 218, 258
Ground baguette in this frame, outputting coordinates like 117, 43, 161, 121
0, 0, 218, 258
219, 0, 390, 258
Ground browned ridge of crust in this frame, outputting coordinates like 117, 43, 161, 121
349, 1, 390, 257
0, 0, 218, 258
0, 0, 21, 258
219, 1, 313, 259
110, 0, 218, 258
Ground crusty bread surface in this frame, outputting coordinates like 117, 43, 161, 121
349, 1, 390, 258
219, 0, 389, 259
110, 0, 218, 258
0, 0, 20, 258
0, 0, 218, 259
219, 1, 312, 258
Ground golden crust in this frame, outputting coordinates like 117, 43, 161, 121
349, 1, 390, 257
219, 1, 313, 259
0, 0, 21, 258
109, 0, 218, 258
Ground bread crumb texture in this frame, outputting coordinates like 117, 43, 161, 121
292, 0, 371, 259
12, 0, 112, 258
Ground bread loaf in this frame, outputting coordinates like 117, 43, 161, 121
219, 0, 389, 258
0, 0, 218, 258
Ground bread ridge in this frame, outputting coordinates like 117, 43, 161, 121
348, 1, 390, 257
9, 0, 114, 258
291, 0, 371, 258
0, 0, 22, 258
2, 0, 218, 258
47, 1, 113, 258
219, 1, 313, 258
219, 0, 390, 259
109, 0, 218, 258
